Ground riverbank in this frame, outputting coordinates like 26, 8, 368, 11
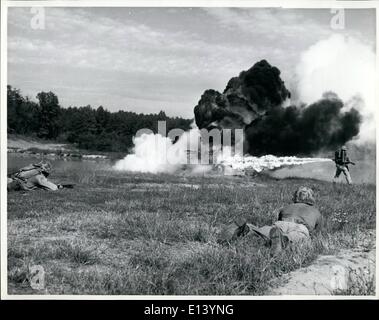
7, 134, 125, 161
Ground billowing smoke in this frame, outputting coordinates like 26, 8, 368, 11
194, 59, 363, 156
295, 35, 376, 144
194, 60, 290, 131
114, 36, 373, 174
114, 128, 202, 174
245, 92, 361, 155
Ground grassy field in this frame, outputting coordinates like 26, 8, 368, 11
7, 163, 376, 295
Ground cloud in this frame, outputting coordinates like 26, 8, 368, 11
7, 7, 376, 118
295, 34, 376, 143
203, 8, 330, 39
9, 8, 257, 76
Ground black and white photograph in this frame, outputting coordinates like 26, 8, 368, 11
1, 0, 378, 299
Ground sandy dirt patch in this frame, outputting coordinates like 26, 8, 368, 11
267, 248, 375, 295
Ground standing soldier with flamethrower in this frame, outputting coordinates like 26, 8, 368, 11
333, 145, 355, 185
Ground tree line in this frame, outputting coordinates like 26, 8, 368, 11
7, 85, 193, 152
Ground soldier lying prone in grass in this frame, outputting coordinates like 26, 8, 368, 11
7, 161, 74, 191
219, 186, 323, 256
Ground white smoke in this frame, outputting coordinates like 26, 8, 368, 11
295, 34, 376, 143
113, 128, 201, 173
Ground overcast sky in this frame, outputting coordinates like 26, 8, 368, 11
7, 7, 376, 118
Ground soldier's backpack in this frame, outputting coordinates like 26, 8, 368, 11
11, 162, 52, 180
335, 149, 347, 165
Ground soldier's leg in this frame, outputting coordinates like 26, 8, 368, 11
270, 221, 310, 255
274, 221, 310, 243
218, 220, 250, 243
218, 221, 272, 244
333, 166, 341, 183
246, 224, 272, 243
334, 168, 340, 178
342, 167, 352, 185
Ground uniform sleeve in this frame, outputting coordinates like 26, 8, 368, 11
35, 174, 59, 191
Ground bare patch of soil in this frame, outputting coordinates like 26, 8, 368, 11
267, 237, 375, 295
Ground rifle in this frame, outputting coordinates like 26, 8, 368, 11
58, 183, 76, 189
332, 159, 356, 166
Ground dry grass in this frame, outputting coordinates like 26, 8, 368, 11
333, 267, 376, 296
7, 164, 376, 295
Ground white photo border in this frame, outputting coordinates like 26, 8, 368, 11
1, 0, 378, 300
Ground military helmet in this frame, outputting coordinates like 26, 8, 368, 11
341, 145, 347, 151
292, 186, 315, 206
34, 161, 52, 175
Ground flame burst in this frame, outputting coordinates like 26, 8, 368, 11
217, 154, 332, 173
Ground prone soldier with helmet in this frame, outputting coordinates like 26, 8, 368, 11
7, 161, 74, 192
218, 186, 323, 256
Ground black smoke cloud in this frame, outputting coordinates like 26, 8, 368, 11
194, 60, 362, 156
194, 60, 290, 130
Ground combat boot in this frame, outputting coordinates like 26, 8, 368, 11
269, 225, 288, 256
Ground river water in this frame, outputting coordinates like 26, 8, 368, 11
7, 153, 113, 175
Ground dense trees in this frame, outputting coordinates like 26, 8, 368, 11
7, 85, 193, 152
36, 91, 61, 139
7, 86, 40, 135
